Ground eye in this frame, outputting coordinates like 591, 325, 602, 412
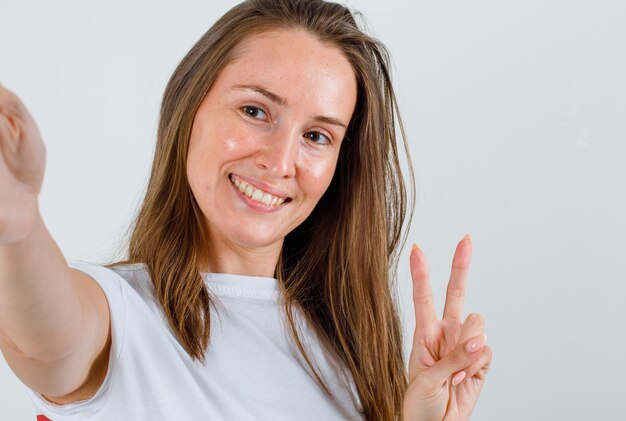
241, 105, 267, 120
304, 131, 331, 145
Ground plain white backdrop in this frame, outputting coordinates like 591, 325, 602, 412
1, 0, 625, 419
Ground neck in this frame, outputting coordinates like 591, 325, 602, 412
203, 232, 282, 278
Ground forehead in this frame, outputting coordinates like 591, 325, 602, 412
212, 28, 357, 119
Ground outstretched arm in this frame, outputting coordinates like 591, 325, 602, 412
0, 85, 110, 402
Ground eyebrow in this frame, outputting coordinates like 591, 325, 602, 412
230, 84, 348, 129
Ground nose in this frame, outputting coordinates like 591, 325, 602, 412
255, 126, 298, 178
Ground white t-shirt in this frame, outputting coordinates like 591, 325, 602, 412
25, 260, 364, 421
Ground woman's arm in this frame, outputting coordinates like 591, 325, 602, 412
0, 85, 111, 401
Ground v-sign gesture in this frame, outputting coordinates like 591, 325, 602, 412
402, 234, 492, 421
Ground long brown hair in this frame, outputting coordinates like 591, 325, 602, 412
107, 1, 414, 419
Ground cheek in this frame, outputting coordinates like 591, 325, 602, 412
188, 126, 253, 177
302, 157, 338, 200
186, 137, 204, 193
212, 118, 259, 159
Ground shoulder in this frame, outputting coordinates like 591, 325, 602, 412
104, 262, 159, 303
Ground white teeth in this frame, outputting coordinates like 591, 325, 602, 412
230, 175, 287, 207
261, 193, 272, 205
251, 189, 263, 201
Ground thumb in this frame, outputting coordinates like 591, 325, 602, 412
422, 334, 487, 388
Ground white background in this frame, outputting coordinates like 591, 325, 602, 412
1, 0, 625, 419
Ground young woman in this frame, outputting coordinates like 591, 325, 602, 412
0, 0, 492, 420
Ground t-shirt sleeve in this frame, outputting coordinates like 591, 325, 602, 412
24, 259, 127, 420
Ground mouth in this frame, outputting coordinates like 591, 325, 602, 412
229, 174, 292, 208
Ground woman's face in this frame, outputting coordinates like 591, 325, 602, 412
187, 29, 357, 254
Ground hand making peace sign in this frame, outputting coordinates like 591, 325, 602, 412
402, 234, 493, 421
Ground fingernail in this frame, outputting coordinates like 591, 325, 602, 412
465, 334, 486, 353
452, 371, 466, 385
412, 243, 419, 252
462, 233, 472, 242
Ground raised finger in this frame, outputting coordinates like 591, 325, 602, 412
410, 243, 437, 329
442, 233, 473, 323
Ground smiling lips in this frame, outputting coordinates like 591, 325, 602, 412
229, 174, 288, 207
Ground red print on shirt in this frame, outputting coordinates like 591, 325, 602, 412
37, 415, 53, 421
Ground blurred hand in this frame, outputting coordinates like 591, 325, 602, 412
402, 235, 492, 421
0, 84, 46, 244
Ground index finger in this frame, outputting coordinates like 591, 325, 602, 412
410, 243, 437, 330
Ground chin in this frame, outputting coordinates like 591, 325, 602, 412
227, 224, 286, 249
